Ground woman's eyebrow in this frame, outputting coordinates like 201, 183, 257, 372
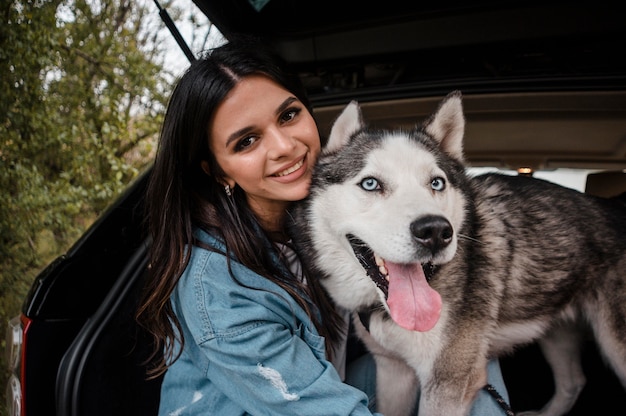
225, 126, 254, 148
276, 96, 298, 116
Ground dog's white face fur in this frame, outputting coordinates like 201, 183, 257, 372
306, 94, 468, 331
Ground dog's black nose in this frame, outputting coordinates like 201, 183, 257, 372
411, 215, 453, 255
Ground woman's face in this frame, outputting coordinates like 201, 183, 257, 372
208, 75, 321, 230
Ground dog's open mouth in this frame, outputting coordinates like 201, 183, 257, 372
348, 234, 442, 332
347, 235, 437, 297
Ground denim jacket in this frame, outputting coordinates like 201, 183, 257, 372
158, 229, 378, 416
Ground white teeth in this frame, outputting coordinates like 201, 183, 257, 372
380, 265, 388, 280
375, 254, 389, 279
276, 159, 303, 177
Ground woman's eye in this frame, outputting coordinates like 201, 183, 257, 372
431, 177, 445, 191
360, 177, 380, 191
281, 108, 301, 123
235, 136, 257, 151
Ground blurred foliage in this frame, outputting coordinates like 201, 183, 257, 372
0, 0, 193, 413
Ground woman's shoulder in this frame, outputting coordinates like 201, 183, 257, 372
175, 228, 304, 330
193, 227, 224, 251
185, 228, 231, 278
183, 227, 274, 292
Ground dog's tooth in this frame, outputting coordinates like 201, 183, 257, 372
379, 265, 388, 276
374, 253, 388, 276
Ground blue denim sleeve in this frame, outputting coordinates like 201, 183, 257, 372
161, 246, 380, 416
202, 321, 378, 415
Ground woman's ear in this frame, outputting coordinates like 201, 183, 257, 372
200, 160, 211, 176
202, 160, 235, 189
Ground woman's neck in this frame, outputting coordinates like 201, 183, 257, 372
247, 197, 291, 242
256, 213, 290, 244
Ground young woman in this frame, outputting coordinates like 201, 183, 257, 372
136, 36, 510, 415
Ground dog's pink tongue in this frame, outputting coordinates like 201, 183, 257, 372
386, 262, 442, 332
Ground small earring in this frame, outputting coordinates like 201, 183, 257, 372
224, 184, 232, 197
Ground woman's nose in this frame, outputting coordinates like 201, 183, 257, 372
267, 127, 296, 158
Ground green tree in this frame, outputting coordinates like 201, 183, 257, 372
0, 1, 185, 413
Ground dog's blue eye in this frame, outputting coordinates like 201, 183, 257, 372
361, 177, 380, 191
431, 177, 445, 191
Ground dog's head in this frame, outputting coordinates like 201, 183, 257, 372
293, 91, 470, 332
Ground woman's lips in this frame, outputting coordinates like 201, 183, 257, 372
274, 159, 304, 177
274, 158, 304, 177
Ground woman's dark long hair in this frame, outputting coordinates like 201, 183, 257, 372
136, 36, 343, 378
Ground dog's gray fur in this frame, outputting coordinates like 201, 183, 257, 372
289, 91, 626, 416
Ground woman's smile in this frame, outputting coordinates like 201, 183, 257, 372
272, 156, 306, 179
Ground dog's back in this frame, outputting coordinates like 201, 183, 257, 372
459, 173, 626, 352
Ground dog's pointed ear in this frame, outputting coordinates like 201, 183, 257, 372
423, 91, 465, 162
324, 101, 363, 154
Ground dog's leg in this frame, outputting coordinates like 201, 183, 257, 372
587, 298, 626, 392
413, 345, 488, 416
374, 353, 419, 416
417, 364, 486, 416
351, 313, 419, 415
517, 325, 586, 416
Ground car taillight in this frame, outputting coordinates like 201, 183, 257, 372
5, 315, 29, 416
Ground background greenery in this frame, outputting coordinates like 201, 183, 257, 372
0, 1, 215, 414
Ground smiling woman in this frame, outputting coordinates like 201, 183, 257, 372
204, 75, 321, 231
135, 37, 383, 416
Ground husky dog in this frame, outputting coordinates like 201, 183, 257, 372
289, 91, 626, 416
